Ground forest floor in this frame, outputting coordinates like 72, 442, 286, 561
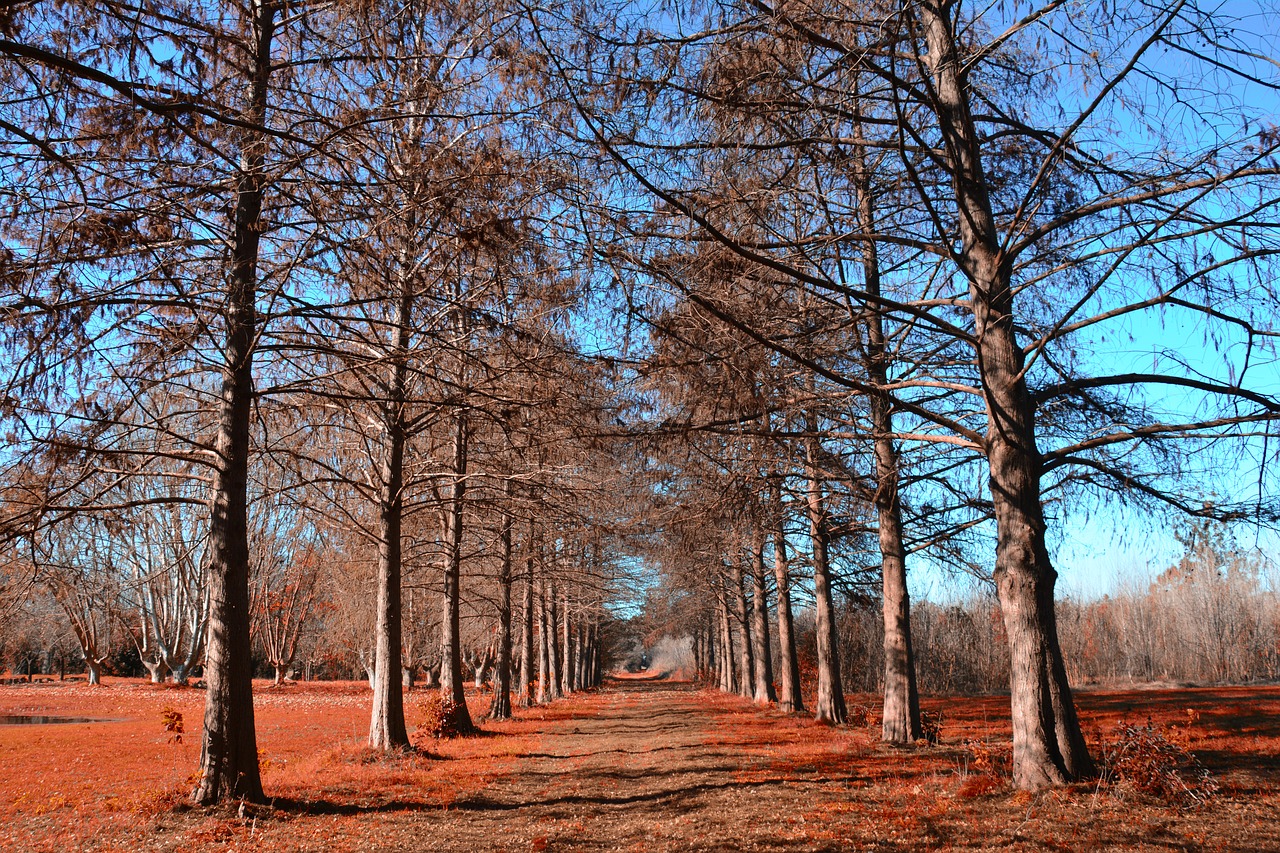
0, 675, 1278, 851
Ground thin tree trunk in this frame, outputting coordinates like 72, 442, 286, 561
489, 482, 515, 721
546, 579, 561, 700
536, 575, 549, 704
560, 587, 572, 695
749, 528, 776, 703
368, 263, 413, 751
193, 0, 273, 805
715, 587, 736, 694
518, 521, 536, 707
849, 109, 922, 744
806, 433, 846, 725
919, 0, 1093, 788
771, 495, 804, 713
439, 413, 473, 733
728, 561, 755, 698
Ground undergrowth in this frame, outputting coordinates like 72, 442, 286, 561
1100, 717, 1218, 809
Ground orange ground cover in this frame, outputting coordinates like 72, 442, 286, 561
0, 677, 1277, 851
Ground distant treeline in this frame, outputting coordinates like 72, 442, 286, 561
829, 555, 1279, 696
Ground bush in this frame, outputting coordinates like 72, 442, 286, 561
1101, 718, 1218, 808
414, 694, 469, 742
919, 709, 944, 744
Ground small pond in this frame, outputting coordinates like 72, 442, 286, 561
0, 714, 118, 725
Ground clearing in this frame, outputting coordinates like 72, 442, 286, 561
1, 677, 1278, 851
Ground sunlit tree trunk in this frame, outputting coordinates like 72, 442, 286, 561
193, 0, 274, 805
439, 412, 473, 732
546, 578, 562, 699
488, 481, 515, 720
748, 528, 776, 703
771, 491, 803, 713
806, 432, 846, 725
849, 111, 921, 744
518, 521, 536, 707
728, 560, 754, 698
919, 0, 1092, 787
368, 256, 413, 751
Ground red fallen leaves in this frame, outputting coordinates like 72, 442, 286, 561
0, 679, 1277, 851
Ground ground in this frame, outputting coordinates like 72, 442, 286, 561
1, 676, 1278, 851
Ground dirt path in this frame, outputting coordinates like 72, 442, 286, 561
348, 676, 819, 850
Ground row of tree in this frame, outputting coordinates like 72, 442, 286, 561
2, 0, 1278, 799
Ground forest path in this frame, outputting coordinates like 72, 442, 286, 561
395, 678, 822, 851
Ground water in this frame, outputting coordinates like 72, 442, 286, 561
0, 715, 116, 725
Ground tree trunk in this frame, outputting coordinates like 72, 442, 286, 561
368, 209, 419, 751
143, 657, 167, 684
489, 485, 515, 721
806, 434, 846, 725
86, 659, 102, 686
545, 579, 561, 700
518, 523, 535, 707
728, 562, 755, 698
536, 576, 550, 703
918, 0, 1093, 787
849, 110, 922, 744
369, 303, 412, 749
192, 0, 274, 806
715, 588, 736, 693
439, 413, 473, 733
559, 587, 573, 695
771, 501, 804, 713
748, 528, 776, 703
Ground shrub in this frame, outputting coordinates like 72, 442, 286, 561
847, 704, 877, 729
919, 709, 944, 744
414, 694, 468, 742
1101, 718, 1218, 808
161, 707, 184, 744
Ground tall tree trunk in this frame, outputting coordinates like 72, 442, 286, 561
536, 575, 549, 703
560, 587, 573, 695
806, 433, 846, 725
439, 413, 473, 732
193, 0, 274, 805
368, 263, 413, 751
488, 482, 515, 721
546, 579, 561, 699
849, 109, 922, 744
715, 587, 736, 693
919, 0, 1092, 788
518, 523, 535, 707
771, 494, 804, 713
728, 562, 754, 698
748, 528, 776, 703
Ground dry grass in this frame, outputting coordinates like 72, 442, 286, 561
1, 676, 1278, 851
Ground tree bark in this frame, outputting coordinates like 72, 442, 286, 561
728, 561, 755, 698
715, 586, 736, 693
849, 108, 922, 744
193, 0, 273, 805
536, 575, 550, 703
368, 263, 413, 751
545, 579, 561, 699
518, 522, 535, 707
748, 528, 776, 703
771, 493, 804, 713
488, 483, 515, 721
439, 412, 473, 733
918, 0, 1093, 787
806, 433, 846, 725
560, 587, 573, 695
